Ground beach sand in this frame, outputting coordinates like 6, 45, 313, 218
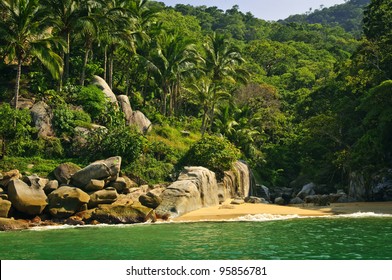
173, 200, 392, 221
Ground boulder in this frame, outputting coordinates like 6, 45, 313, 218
0, 218, 29, 231
274, 197, 285, 205
91, 203, 154, 224
117, 95, 133, 124
290, 197, 304, 204
222, 161, 252, 199
0, 198, 12, 218
231, 198, 245, 205
85, 179, 105, 192
92, 75, 118, 104
0, 169, 21, 189
155, 166, 219, 219
30, 101, 55, 138
88, 188, 118, 208
251, 184, 271, 202
43, 180, 59, 195
109, 177, 128, 193
7, 179, 48, 215
48, 186, 90, 218
129, 110, 152, 134
53, 163, 81, 185
245, 196, 267, 204
70, 156, 121, 189
348, 172, 367, 201
17, 97, 35, 109
296, 182, 316, 199
139, 192, 162, 209
22, 174, 49, 189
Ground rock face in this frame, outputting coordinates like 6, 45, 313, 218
88, 188, 118, 208
7, 179, 48, 215
0, 198, 12, 217
349, 172, 367, 201
251, 184, 270, 202
297, 183, 316, 199
92, 75, 118, 103
30, 101, 55, 138
117, 95, 152, 134
221, 161, 253, 201
48, 186, 90, 218
155, 166, 219, 219
54, 163, 81, 185
91, 203, 154, 224
71, 156, 121, 189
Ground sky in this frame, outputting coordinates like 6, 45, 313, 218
159, 0, 347, 21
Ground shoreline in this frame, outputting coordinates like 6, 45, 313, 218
173, 201, 392, 222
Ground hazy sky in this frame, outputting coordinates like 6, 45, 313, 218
159, 0, 347, 21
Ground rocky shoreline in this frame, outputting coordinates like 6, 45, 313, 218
2, 155, 392, 231
0, 156, 256, 231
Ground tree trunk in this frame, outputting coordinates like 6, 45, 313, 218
108, 56, 114, 89
104, 45, 108, 81
13, 59, 22, 109
63, 32, 71, 84
80, 48, 90, 86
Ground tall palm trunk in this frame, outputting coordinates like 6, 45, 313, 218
104, 45, 108, 81
13, 59, 22, 109
80, 44, 91, 86
63, 32, 71, 84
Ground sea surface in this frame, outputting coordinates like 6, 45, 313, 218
1, 213, 392, 260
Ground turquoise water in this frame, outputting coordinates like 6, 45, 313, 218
1, 215, 392, 260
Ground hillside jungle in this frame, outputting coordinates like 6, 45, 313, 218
0, 0, 391, 197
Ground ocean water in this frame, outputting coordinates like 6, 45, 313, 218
1, 213, 392, 260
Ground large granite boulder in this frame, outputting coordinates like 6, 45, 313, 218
0, 198, 12, 218
7, 179, 48, 215
88, 188, 118, 208
0, 218, 29, 231
117, 95, 152, 134
48, 186, 90, 218
43, 180, 59, 195
155, 166, 219, 219
30, 101, 55, 138
70, 156, 121, 189
92, 75, 118, 104
91, 203, 154, 224
54, 163, 81, 185
22, 174, 49, 189
297, 182, 316, 199
221, 161, 252, 200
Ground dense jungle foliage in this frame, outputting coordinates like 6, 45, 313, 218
0, 0, 391, 191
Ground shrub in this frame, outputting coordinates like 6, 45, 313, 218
180, 135, 241, 179
53, 105, 92, 137
75, 85, 107, 122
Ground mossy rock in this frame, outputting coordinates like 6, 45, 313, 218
91, 203, 153, 224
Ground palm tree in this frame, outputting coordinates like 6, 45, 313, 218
41, 0, 98, 87
0, 0, 63, 109
203, 32, 248, 131
151, 31, 202, 116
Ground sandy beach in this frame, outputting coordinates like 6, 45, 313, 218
173, 201, 392, 221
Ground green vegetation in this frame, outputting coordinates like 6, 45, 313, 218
0, 0, 391, 194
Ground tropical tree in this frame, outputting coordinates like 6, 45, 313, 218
0, 0, 63, 108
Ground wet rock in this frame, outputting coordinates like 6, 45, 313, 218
48, 186, 90, 218
91, 203, 154, 224
7, 179, 48, 215
0, 218, 29, 231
